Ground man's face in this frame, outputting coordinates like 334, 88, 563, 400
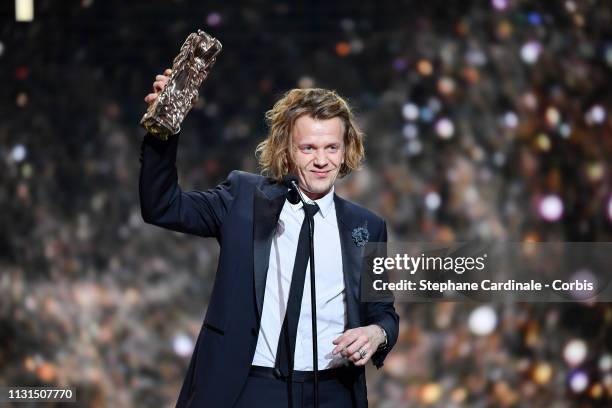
290, 115, 345, 200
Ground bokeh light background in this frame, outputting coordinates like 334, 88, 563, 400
1, 0, 612, 407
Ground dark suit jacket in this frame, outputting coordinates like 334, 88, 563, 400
139, 134, 399, 408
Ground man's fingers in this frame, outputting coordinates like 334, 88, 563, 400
332, 331, 357, 355
144, 93, 158, 104
346, 336, 368, 356
351, 351, 363, 362
353, 348, 373, 366
153, 80, 166, 92
349, 344, 372, 365
146, 71, 171, 102
332, 328, 375, 366
156, 76, 170, 88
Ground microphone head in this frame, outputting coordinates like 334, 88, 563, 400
281, 174, 299, 188
282, 174, 301, 204
287, 189, 300, 204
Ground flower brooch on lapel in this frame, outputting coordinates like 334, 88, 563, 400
351, 226, 369, 247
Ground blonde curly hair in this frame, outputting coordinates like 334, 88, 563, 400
255, 88, 365, 181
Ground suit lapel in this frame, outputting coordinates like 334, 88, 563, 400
334, 194, 364, 330
253, 182, 287, 321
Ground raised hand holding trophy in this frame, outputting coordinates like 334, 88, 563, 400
141, 29, 222, 140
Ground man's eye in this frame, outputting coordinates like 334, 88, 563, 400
302, 146, 314, 152
327, 146, 339, 152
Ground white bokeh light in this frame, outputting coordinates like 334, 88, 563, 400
503, 111, 518, 128
599, 354, 612, 372
11, 144, 27, 162
586, 105, 606, 124
424, 191, 441, 210
521, 41, 542, 64
491, 0, 509, 10
563, 339, 587, 367
402, 103, 419, 121
559, 123, 571, 139
468, 306, 497, 336
173, 333, 194, 357
435, 118, 455, 139
539, 194, 564, 222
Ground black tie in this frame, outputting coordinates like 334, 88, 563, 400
274, 202, 319, 377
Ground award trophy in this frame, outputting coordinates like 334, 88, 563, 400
140, 29, 222, 140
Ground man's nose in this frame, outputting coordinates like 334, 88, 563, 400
313, 151, 328, 167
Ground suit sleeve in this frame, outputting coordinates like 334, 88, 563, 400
139, 133, 239, 238
366, 220, 400, 369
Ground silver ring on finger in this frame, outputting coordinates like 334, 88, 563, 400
358, 348, 367, 359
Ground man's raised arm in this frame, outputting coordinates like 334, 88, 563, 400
139, 69, 239, 238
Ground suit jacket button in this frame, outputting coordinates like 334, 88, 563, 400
251, 327, 257, 336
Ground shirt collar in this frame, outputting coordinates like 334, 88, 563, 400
289, 185, 335, 219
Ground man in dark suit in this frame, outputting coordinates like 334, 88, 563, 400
141, 72, 399, 407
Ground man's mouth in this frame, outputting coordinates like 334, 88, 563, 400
311, 170, 330, 178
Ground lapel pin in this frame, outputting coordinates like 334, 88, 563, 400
351, 226, 369, 247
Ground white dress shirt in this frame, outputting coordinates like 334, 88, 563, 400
251, 186, 348, 370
